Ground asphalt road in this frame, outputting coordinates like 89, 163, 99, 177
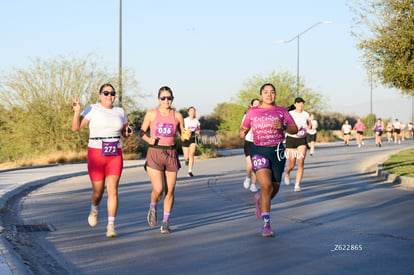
6, 139, 414, 274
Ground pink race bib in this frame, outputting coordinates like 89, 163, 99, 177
156, 123, 175, 137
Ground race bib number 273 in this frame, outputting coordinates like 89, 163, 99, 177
102, 141, 119, 156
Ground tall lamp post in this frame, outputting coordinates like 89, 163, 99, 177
118, 0, 123, 106
412, 95, 413, 123
369, 67, 373, 137
276, 21, 332, 96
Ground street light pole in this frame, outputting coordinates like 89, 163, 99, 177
370, 68, 373, 137
118, 0, 123, 106
296, 35, 300, 93
412, 95, 413, 122
276, 21, 332, 96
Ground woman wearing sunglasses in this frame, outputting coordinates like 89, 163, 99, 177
140, 86, 185, 234
71, 83, 134, 238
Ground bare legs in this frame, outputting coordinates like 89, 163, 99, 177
256, 169, 280, 212
356, 133, 363, 147
183, 143, 197, 175
309, 141, 315, 155
91, 174, 120, 218
285, 145, 307, 191
89, 175, 120, 237
147, 167, 177, 212
344, 134, 350, 146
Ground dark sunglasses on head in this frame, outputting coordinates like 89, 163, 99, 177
100, 91, 116, 96
160, 96, 173, 101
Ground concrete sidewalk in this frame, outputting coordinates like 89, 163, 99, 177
0, 160, 145, 274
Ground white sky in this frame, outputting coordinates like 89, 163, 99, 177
1, 0, 413, 122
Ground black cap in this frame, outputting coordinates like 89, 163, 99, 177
294, 97, 305, 103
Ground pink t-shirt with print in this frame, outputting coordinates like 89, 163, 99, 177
242, 105, 296, 147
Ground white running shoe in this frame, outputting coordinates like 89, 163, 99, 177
284, 173, 290, 185
249, 184, 258, 192
243, 177, 251, 189
106, 223, 118, 238
88, 210, 98, 227
294, 184, 301, 192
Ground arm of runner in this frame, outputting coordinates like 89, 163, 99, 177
71, 96, 89, 131
140, 110, 158, 145
175, 111, 186, 142
285, 124, 298, 135
240, 127, 249, 139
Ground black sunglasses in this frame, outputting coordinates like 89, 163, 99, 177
160, 96, 173, 101
100, 91, 116, 96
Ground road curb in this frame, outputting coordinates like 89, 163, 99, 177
376, 162, 414, 189
0, 161, 145, 274
0, 171, 89, 211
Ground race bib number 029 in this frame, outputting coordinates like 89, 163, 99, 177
251, 154, 270, 170
156, 123, 175, 137
102, 141, 119, 156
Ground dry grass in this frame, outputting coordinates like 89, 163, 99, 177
215, 132, 244, 148
0, 150, 142, 170
0, 151, 88, 170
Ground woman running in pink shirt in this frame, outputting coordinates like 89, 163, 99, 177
353, 118, 366, 148
240, 83, 297, 238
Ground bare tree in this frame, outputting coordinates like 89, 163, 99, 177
0, 54, 142, 162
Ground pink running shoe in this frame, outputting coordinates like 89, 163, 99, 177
261, 224, 275, 237
254, 192, 261, 220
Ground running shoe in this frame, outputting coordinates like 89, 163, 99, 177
254, 192, 261, 220
294, 184, 301, 192
185, 160, 189, 166
249, 183, 258, 192
261, 224, 275, 237
188, 172, 194, 177
160, 221, 171, 234
243, 177, 251, 189
106, 223, 118, 238
88, 209, 98, 227
284, 173, 290, 185
147, 209, 157, 227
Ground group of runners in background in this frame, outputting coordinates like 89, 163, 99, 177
342, 117, 413, 148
